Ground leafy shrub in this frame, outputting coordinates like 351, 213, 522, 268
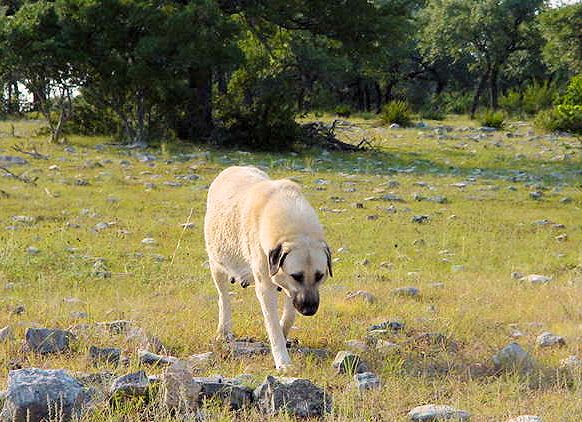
535, 76, 582, 133
439, 92, 473, 114
335, 104, 352, 118
499, 89, 522, 114
561, 75, 582, 106
65, 95, 119, 136
522, 80, 556, 114
381, 100, 412, 126
479, 110, 505, 128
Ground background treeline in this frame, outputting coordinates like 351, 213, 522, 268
0, 0, 581, 148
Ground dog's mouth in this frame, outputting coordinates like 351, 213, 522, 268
293, 294, 319, 316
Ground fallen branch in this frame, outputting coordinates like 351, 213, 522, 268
0, 166, 38, 185
300, 120, 371, 152
0, 189, 9, 198
12, 143, 49, 160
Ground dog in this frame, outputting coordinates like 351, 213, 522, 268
204, 166, 332, 369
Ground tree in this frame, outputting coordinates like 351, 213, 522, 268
539, 3, 582, 77
419, 0, 544, 116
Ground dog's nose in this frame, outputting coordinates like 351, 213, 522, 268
299, 303, 319, 316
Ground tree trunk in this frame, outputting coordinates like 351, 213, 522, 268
183, 67, 213, 141
489, 64, 499, 110
470, 69, 489, 118
374, 81, 382, 113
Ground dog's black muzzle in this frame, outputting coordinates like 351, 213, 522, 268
293, 291, 319, 316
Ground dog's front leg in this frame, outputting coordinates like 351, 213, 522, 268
254, 280, 291, 370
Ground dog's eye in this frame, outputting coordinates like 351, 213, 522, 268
314, 272, 324, 282
291, 273, 304, 283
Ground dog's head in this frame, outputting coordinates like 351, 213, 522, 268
268, 239, 332, 316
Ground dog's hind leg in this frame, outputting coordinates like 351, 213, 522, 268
254, 276, 291, 370
280, 295, 296, 339
210, 262, 233, 341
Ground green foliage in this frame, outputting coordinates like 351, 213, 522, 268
419, 96, 446, 120
65, 95, 119, 136
334, 104, 352, 118
479, 110, 505, 129
499, 89, 522, 114
539, 3, 582, 75
522, 80, 556, 114
535, 75, 582, 133
439, 92, 473, 115
381, 100, 412, 126
561, 75, 582, 106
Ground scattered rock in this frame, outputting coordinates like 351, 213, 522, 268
0, 156, 28, 166
368, 320, 405, 332
391, 286, 420, 298
0, 326, 14, 342
141, 237, 156, 245
97, 320, 132, 335
292, 347, 330, 359
519, 274, 552, 284
188, 352, 215, 366
0, 368, 91, 422
345, 340, 368, 352
408, 404, 470, 421
492, 343, 534, 373
560, 355, 582, 370
138, 350, 178, 366
230, 340, 269, 357
529, 191, 543, 200
109, 371, 150, 399
354, 372, 380, 392
11, 215, 35, 224
11, 305, 25, 315
345, 290, 376, 304
70, 311, 88, 319
412, 215, 430, 224
26, 246, 40, 255
89, 346, 121, 365
332, 351, 368, 375
254, 376, 332, 417
25, 328, 74, 354
194, 376, 253, 410
162, 361, 201, 414
507, 417, 543, 422
536, 332, 565, 348
390, 123, 401, 129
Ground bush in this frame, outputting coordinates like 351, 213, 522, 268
561, 75, 582, 106
522, 80, 556, 114
439, 92, 473, 114
499, 89, 522, 114
334, 104, 352, 118
479, 110, 505, 128
381, 100, 412, 126
535, 76, 582, 134
65, 95, 120, 136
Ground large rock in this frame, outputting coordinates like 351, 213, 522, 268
109, 371, 150, 399
162, 361, 201, 414
492, 343, 535, 373
25, 328, 74, 354
193, 376, 253, 410
138, 350, 178, 366
0, 326, 13, 343
88, 346, 121, 365
0, 368, 91, 422
332, 351, 369, 375
536, 332, 565, 348
254, 376, 332, 417
354, 372, 381, 392
408, 404, 471, 421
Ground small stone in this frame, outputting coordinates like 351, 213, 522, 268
89, 346, 121, 365
11, 305, 25, 316
26, 246, 40, 255
188, 352, 215, 366
110, 370, 150, 398
93, 222, 110, 232
408, 404, 471, 421
507, 417, 543, 422
376, 340, 399, 353
345, 290, 376, 304
519, 274, 552, 284
559, 197, 572, 204
412, 215, 430, 224
555, 233, 567, 241
369, 320, 405, 332
141, 237, 156, 245
492, 342, 535, 373
354, 372, 380, 391
254, 376, 332, 417
0, 368, 91, 422
138, 350, 178, 366
0, 326, 14, 342
391, 286, 420, 298
0, 155, 28, 165
11, 215, 35, 224
390, 123, 401, 129
529, 191, 543, 200
332, 351, 368, 375
70, 311, 88, 319
345, 340, 368, 352
560, 355, 582, 370
25, 328, 74, 354
536, 331, 565, 348
230, 340, 269, 357
162, 361, 201, 414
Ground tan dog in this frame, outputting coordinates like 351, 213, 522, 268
204, 166, 332, 369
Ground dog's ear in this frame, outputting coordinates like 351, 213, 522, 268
268, 244, 288, 277
324, 243, 333, 278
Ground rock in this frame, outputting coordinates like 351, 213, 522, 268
536, 332, 565, 348
88, 346, 121, 365
0, 368, 91, 422
26, 246, 40, 255
507, 417, 543, 422
560, 355, 582, 370
390, 123, 401, 129
376, 340, 400, 353
11, 305, 25, 315
25, 328, 74, 354
519, 274, 552, 284
254, 376, 332, 417
11, 215, 35, 224
559, 197, 572, 204
0, 326, 13, 342
230, 340, 269, 357
70, 311, 88, 319
0, 156, 28, 166
162, 361, 201, 414
141, 237, 156, 245
354, 372, 380, 392
412, 215, 430, 224
193, 376, 253, 410
492, 343, 534, 373
110, 371, 150, 399
188, 352, 215, 366
93, 222, 111, 232
138, 350, 178, 366
555, 233, 567, 241
479, 126, 497, 132
529, 191, 543, 200
391, 286, 420, 298
345, 290, 376, 304
408, 404, 471, 421
345, 340, 368, 352
368, 320, 405, 332
332, 351, 368, 375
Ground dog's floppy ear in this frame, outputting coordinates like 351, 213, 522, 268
268, 244, 288, 277
324, 243, 333, 277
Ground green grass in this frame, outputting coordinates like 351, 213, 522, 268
1, 116, 581, 420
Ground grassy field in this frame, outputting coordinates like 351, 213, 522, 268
0, 116, 581, 420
